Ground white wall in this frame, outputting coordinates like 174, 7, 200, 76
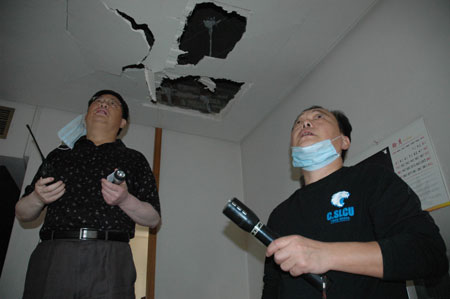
0, 103, 249, 299
155, 129, 249, 299
241, 0, 450, 298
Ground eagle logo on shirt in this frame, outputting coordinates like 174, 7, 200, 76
331, 191, 350, 208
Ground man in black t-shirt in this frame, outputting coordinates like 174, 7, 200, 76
262, 106, 448, 298
16, 90, 161, 299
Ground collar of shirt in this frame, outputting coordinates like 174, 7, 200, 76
75, 135, 126, 150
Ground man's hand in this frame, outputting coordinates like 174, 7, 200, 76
267, 236, 384, 278
266, 235, 330, 276
15, 177, 65, 222
100, 178, 161, 228
101, 178, 129, 206
34, 177, 66, 204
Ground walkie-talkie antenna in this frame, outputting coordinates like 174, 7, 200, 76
26, 124, 45, 161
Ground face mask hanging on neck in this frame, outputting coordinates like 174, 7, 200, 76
291, 136, 342, 171
57, 114, 87, 149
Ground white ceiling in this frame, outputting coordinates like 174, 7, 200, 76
0, 0, 378, 142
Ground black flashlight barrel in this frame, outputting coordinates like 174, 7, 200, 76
249, 221, 324, 291
253, 224, 276, 246
223, 198, 329, 294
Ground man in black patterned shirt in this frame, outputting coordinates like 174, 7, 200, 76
16, 90, 161, 299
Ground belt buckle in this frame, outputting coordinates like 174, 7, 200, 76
79, 228, 97, 240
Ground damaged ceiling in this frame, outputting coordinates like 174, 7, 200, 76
0, 0, 378, 142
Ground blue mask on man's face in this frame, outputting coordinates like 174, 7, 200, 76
291, 136, 342, 171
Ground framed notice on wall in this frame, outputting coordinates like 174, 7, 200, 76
346, 118, 450, 211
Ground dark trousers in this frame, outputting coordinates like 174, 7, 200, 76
23, 239, 136, 299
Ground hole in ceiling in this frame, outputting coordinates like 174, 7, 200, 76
177, 2, 247, 65
156, 76, 244, 114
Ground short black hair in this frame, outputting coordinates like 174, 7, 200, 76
88, 90, 129, 121
298, 105, 352, 161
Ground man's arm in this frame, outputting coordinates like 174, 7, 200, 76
15, 177, 65, 222
266, 235, 383, 278
264, 165, 448, 282
101, 178, 161, 228
368, 166, 448, 280
118, 194, 161, 228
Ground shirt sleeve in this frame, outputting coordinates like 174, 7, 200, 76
128, 151, 161, 216
367, 165, 448, 280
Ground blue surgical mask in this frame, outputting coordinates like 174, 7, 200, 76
57, 114, 87, 149
291, 136, 342, 171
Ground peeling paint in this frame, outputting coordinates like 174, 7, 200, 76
144, 67, 157, 103
198, 76, 216, 92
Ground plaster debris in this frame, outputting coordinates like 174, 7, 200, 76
198, 76, 216, 92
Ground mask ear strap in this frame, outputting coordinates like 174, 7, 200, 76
331, 135, 343, 142
334, 135, 351, 154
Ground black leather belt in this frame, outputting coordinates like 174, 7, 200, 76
40, 228, 130, 243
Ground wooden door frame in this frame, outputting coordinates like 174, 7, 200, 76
146, 127, 162, 299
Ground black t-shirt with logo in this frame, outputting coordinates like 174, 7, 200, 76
262, 163, 447, 299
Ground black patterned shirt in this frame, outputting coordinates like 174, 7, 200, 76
23, 136, 160, 239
